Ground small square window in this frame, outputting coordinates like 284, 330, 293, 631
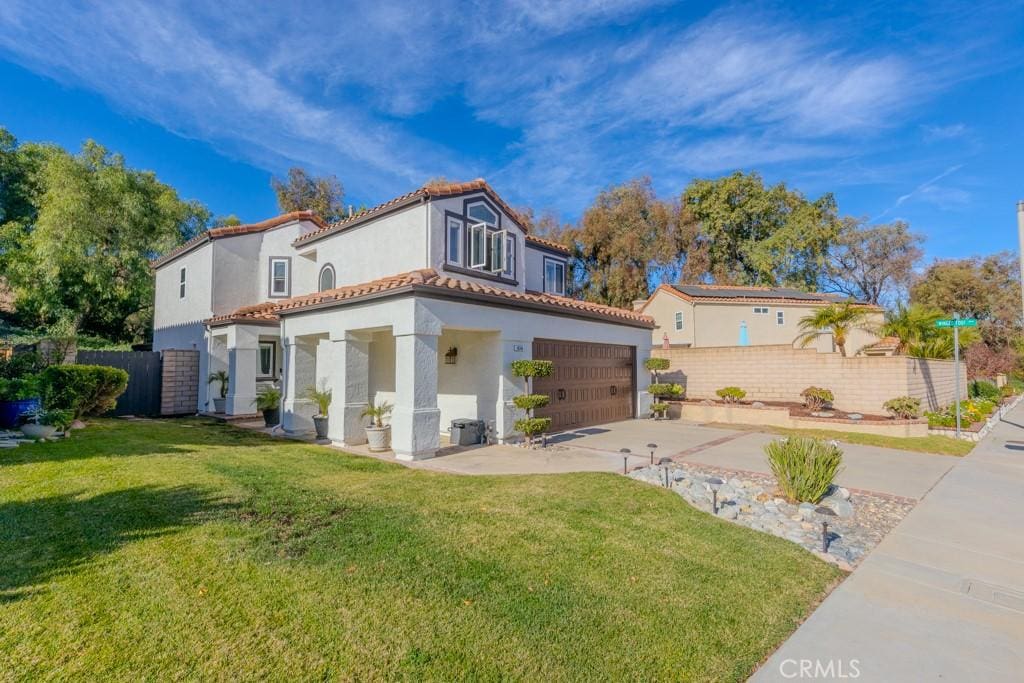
674, 311, 684, 331
178, 267, 186, 298
776, 311, 785, 325
753, 306, 769, 315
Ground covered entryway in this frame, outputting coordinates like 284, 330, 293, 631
532, 339, 635, 432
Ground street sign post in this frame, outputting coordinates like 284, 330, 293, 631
935, 317, 976, 439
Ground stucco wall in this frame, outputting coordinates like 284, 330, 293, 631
524, 245, 568, 294
211, 233, 261, 315
257, 221, 318, 301
644, 288, 882, 353
301, 203, 429, 288
652, 344, 965, 414
154, 242, 213, 331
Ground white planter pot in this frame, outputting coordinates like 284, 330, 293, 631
21, 423, 58, 439
365, 425, 391, 452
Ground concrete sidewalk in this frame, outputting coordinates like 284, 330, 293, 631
753, 403, 1024, 682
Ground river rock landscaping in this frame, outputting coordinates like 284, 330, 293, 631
628, 463, 914, 570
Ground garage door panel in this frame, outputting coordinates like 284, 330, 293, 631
532, 338, 635, 432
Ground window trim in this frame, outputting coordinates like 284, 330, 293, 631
776, 310, 785, 326
543, 257, 566, 296
446, 216, 463, 266
441, 204, 519, 285
318, 263, 336, 292
268, 257, 291, 298
674, 310, 684, 331
178, 267, 186, 299
257, 341, 276, 379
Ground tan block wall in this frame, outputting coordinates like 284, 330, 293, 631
652, 345, 965, 414
160, 349, 199, 416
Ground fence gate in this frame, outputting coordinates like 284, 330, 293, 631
76, 350, 163, 416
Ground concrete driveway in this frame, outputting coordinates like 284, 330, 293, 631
417, 418, 957, 499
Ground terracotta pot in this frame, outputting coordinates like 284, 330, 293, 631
365, 425, 391, 452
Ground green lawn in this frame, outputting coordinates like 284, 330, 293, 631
708, 422, 975, 457
0, 419, 840, 681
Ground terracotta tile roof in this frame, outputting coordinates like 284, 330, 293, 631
644, 283, 881, 310
206, 302, 280, 327
273, 268, 653, 327
525, 234, 571, 254
152, 211, 326, 268
865, 335, 900, 349
292, 178, 528, 247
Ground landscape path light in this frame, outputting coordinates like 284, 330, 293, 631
620, 448, 631, 474
815, 506, 837, 552
647, 443, 658, 465
707, 477, 724, 514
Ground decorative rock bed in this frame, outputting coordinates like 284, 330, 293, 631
628, 463, 914, 571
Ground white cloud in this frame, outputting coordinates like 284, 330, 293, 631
921, 123, 969, 142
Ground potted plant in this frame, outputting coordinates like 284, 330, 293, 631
252, 387, 281, 427
208, 370, 229, 413
360, 400, 393, 452
304, 383, 332, 439
650, 402, 670, 419
0, 376, 42, 429
21, 408, 74, 440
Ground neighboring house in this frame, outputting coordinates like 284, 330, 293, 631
152, 179, 653, 460
639, 284, 883, 354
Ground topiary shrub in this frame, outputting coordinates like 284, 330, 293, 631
800, 386, 834, 411
883, 396, 922, 420
716, 386, 746, 403
764, 436, 844, 503
38, 364, 129, 418
648, 383, 684, 400
643, 357, 670, 382
511, 359, 554, 445
650, 402, 669, 418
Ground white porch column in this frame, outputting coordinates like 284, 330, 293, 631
495, 338, 530, 443
325, 333, 370, 447
282, 336, 318, 434
225, 325, 260, 415
392, 331, 441, 460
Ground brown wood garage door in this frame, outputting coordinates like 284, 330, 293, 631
532, 339, 635, 432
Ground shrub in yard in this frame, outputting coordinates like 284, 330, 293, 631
511, 359, 554, 445
643, 357, 670, 382
764, 436, 844, 503
925, 411, 955, 428
0, 375, 41, 400
38, 364, 128, 417
650, 402, 669, 418
969, 380, 1000, 401
648, 383, 684, 399
0, 351, 46, 379
716, 386, 746, 403
800, 386, 834, 411
883, 396, 922, 420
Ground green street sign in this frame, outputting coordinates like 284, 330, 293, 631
935, 318, 977, 328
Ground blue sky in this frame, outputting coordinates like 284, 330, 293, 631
0, 0, 1022, 260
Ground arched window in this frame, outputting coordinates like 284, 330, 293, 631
318, 264, 336, 292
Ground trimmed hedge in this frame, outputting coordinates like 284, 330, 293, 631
513, 394, 551, 411
39, 364, 129, 418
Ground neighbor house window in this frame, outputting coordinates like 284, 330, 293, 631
447, 217, 462, 265
318, 264, 335, 292
258, 341, 275, 377
269, 258, 290, 297
753, 306, 769, 314
544, 258, 565, 296
777, 310, 785, 325
674, 311, 684, 331
178, 267, 186, 298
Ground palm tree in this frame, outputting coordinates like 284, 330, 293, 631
796, 302, 875, 357
880, 303, 942, 354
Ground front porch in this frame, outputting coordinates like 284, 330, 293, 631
206, 318, 283, 418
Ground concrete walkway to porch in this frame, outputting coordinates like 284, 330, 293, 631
752, 401, 1024, 681
412, 418, 957, 499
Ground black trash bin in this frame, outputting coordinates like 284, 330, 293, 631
450, 418, 486, 445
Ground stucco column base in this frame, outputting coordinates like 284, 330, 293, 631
335, 403, 369, 447
392, 407, 441, 460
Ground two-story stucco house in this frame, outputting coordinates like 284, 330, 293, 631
152, 180, 654, 460
640, 284, 883, 353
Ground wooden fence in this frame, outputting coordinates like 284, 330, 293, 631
77, 350, 164, 416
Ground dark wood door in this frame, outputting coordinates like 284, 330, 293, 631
532, 339, 635, 432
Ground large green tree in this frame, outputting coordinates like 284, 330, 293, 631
271, 167, 346, 222
565, 178, 684, 308
680, 171, 840, 288
1, 130, 209, 342
910, 253, 1022, 347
